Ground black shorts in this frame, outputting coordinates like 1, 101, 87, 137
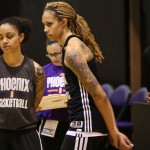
0, 128, 43, 150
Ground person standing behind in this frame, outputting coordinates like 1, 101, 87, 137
0, 16, 45, 150
37, 39, 68, 150
42, 1, 133, 150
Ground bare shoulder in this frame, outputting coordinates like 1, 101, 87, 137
33, 61, 44, 77
64, 38, 83, 66
65, 37, 93, 64
33, 61, 41, 68
65, 37, 84, 51
33, 61, 45, 109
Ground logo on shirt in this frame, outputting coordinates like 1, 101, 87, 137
47, 76, 65, 88
0, 77, 30, 109
0, 98, 28, 109
0, 77, 29, 92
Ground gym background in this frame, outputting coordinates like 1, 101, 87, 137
0, 0, 149, 90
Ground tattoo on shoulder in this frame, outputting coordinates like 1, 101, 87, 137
36, 66, 44, 76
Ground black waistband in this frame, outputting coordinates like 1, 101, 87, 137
0, 127, 37, 133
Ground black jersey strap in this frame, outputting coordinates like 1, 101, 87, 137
62, 35, 81, 65
63, 35, 81, 48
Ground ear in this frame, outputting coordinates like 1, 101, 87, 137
62, 18, 68, 27
19, 33, 24, 43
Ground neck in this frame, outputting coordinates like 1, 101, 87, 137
58, 30, 73, 46
3, 53, 24, 67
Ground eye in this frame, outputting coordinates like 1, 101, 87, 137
46, 22, 52, 27
0, 36, 3, 40
7, 34, 13, 39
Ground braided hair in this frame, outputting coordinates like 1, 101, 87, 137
44, 1, 104, 63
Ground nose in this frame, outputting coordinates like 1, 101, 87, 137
44, 26, 49, 33
2, 37, 8, 43
51, 56, 57, 60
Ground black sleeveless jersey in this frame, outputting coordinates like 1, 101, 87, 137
0, 55, 37, 130
62, 35, 107, 133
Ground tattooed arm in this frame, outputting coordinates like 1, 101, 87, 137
64, 38, 133, 150
33, 61, 45, 109
64, 40, 118, 132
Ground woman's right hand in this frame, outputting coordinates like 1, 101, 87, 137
146, 92, 150, 104
109, 130, 134, 150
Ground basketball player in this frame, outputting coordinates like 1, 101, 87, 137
42, 1, 134, 150
0, 16, 45, 150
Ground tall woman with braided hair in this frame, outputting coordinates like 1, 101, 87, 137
42, 1, 133, 150
0, 16, 45, 150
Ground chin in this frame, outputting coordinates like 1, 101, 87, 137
48, 36, 55, 41
50, 39, 56, 41
54, 63, 61, 66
